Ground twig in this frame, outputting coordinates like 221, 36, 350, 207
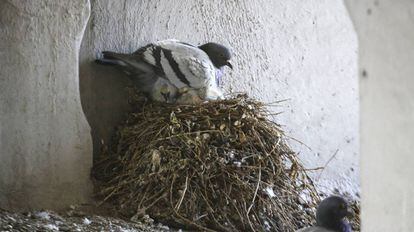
317, 149, 339, 181
286, 135, 313, 151
247, 164, 261, 215
175, 176, 189, 211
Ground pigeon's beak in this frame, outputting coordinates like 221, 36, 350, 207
225, 61, 233, 69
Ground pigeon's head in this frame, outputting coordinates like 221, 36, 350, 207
199, 42, 233, 69
316, 196, 351, 231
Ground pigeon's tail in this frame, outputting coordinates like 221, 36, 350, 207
101, 51, 129, 62
96, 51, 155, 74
96, 51, 161, 94
95, 58, 123, 66
95, 51, 126, 66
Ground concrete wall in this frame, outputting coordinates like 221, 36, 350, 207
0, 0, 92, 210
345, 1, 414, 231
80, 0, 359, 197
0, 0, 359, 210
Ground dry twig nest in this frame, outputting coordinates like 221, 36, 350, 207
93, 92, 321, 231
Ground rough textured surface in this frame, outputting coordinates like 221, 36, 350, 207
0, 0, 92, 210
93, 94, 319, 231
0, 207, 172, 232
345, 0, 414, 231
80, 0, 359, 197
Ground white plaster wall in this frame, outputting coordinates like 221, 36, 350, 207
81, 0, 359, 198
345, 0, 414, 231
0, 0, 92, 210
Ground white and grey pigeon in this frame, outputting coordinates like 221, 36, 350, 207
96, 39, 233, 104
296, 196, 352, 232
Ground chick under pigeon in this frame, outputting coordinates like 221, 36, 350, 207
296, 196, 352, 232
96, 39, 232, 104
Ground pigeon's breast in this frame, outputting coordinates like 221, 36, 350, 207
215, 68, 224, 87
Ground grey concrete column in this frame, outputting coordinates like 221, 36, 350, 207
345, 0, 414, 231
0, 0, 92, 210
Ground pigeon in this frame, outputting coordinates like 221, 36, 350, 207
96, 39, 233, 104
296, 196, 352, 232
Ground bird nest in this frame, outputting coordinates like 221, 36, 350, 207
93, 92, 321, 231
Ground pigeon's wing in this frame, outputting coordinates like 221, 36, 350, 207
96, 44, 165, 94
131, 43, 164, 75
153, 40, 216, 90
296, 226, 335, 232
97, 41, 166, 75
99, 51, 155, 74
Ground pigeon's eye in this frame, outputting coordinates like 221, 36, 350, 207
339, 203, 346, 209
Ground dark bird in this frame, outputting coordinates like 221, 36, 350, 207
296, 196, 352, 232
96, 39, 233, 104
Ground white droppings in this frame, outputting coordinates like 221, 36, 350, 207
115, 226, 133, 232
264, 220, 271, 231
264, 187, 276, 198
43, 224, 59, 231
299, 191, 313, 205
233, 161, 242, 167
35, 211, 51, 220
82, 217, 91, 225
227, 151, 235, 159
